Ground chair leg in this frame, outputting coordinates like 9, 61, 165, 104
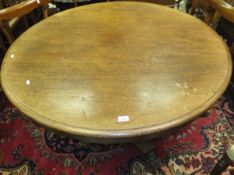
204, 8, 215, 25
190, 0, 198, 15
230, 42, 234, 56
210, 145, 234, 175
41, 4, 49, 18
0, 34, 7, 54
1, 21, 15, 44
0, 76, 5, 114
22, 16, 29, 29
0, 91, 5, 113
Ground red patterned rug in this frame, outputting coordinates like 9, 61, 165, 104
1, 92, 234, 175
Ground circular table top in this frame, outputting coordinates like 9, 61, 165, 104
1, 2, 232, 143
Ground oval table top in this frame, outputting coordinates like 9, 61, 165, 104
1, 2, 232, 143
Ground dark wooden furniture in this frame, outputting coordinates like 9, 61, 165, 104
190, 0, 234, 24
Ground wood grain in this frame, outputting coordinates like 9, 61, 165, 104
1, 2, 232, 143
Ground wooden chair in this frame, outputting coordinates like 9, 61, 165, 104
0, 0, 9, 53
0, 0, 50, 52
190, 0, 233, 23
190, 0, 234, 55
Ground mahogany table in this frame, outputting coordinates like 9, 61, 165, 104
1, 2, 232, 143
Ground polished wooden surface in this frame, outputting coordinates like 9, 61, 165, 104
1, 2, 232, 143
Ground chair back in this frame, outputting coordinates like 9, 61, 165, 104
0, 0, 50, 20
190, 0, 234, 23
